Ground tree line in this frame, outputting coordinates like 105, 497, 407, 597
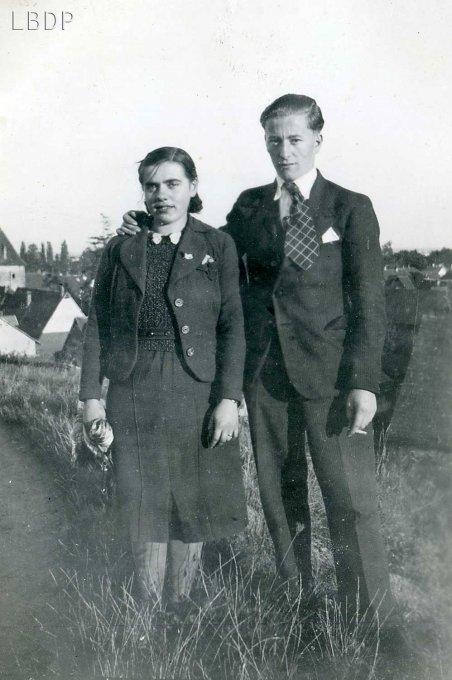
20, 240, 70, 274
19, 214, 114, 279
19, 215, 114, 313
382, 242, 452, 270
21, 232, 452, 279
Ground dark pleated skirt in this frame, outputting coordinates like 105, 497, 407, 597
106, 347, 247, 544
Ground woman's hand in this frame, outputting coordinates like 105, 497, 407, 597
83, 399, 106, 424
208, 399, 239, 448
116, 211, 141, 236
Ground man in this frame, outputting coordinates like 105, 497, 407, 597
118, 94, 395, 624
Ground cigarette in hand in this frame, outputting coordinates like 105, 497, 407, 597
348, 428, 368, 437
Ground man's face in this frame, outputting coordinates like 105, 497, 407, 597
142, 161, 197, 227
264, 113, 322, 181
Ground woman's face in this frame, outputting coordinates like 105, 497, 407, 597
141, 161, 197, 227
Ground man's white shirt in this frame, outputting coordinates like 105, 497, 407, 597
274, 167, 317, 221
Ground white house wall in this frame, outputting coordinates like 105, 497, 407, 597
41, 295, 86, 334
0, 319, 36, 357
0, 266, 26, 291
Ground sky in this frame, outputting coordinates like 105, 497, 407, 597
1, 0, 451, 256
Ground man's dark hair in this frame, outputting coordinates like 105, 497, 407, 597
138, 146, 203, 213
260, 94, 324, 132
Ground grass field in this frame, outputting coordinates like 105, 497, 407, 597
0, 350, 451, 679
388, 312, 452, 451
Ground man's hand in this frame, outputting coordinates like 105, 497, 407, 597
346, 389, 377, 437
83, 399, 106, 424
116, 211, 142, 236
208, 399, 239, 448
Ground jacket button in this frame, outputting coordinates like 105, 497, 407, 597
174, 298, 184, 307
181, 325, 190, 334
186, 347, 195, 357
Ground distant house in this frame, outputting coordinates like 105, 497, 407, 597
24, 272, 87, 310
55, 316, 87, 365
0, 287, 87, 358
61, 274, 84, 299
0, 228, 26, 291
384, 269, 416, 292
0, 317, 39, 357
384, 266, 425, 289
423, 265, 452, 287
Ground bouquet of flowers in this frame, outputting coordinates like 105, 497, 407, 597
71, 416, 113, 466
82, 418, 114, 471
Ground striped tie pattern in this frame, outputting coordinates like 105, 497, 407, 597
283, 182, 320, 270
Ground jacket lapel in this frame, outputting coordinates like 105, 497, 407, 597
119, 226, 149, 293
168, 216, 209, 288
258, 183, 281, 239
308, 171, 338, 240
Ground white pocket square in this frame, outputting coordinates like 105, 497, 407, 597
322, 227, 340, 244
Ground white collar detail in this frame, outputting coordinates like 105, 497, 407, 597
274, 167, 318, 201
150, 230, 182, 245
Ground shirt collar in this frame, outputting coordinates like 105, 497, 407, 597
149, 229, 183, 245
274, 167, 318, 201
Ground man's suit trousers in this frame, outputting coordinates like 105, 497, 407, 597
245, 335, 395, 621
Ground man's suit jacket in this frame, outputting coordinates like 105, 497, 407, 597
79, 216, 245, 403
224, 171, 386, 399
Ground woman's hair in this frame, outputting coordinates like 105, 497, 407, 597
138, 146, 203, 213
260, 94, 324, 132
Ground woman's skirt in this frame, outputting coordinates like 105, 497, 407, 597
106, 347, 247, 544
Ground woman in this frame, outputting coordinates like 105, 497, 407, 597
80, 147, 247, 607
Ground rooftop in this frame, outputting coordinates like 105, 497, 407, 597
0, 228, 24, 267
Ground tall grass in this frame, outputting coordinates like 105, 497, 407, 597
0, 361, 450, 679
59, 556, 383, 680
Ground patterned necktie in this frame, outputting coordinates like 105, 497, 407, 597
283, 182, 320, 270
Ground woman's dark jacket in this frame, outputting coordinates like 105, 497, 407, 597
79, 216, 245, 402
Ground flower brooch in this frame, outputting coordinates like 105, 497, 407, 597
201, 254, 215, 265
181, 253, 215, 264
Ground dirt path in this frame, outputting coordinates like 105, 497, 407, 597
0, 419, 74, 679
